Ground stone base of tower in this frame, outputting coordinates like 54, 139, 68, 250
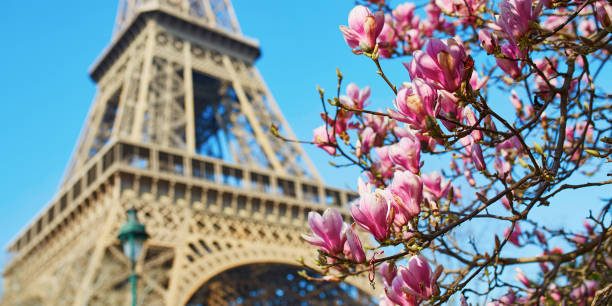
1, 139, 377, 305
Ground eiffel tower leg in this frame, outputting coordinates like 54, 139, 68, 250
72, 180, 122, 306
110, 51, 139, 142
251, 68, 323, 181
183, 41, 196, 155
164, 205, 191, 305
221, 55, 284, 174
131, 23, 156, 143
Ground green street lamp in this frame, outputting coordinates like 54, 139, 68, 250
118, 207, 149, 306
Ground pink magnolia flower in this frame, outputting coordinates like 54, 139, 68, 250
351, 182, 393, 242
534, 57, 557, 76
514, 268, 530, 287
358, 127, 376, 155
391, 255, 442, 303
549, 284, 561, 301
470, 70, 489, 90
438, 90, 462, 131
524, 104, 534, 119
541, 9, 573, 32
576, 121, 594, 143
497, 136, 524, 158
435, 0, 458, 14
340, 83, 371, 109
419, 133, 439, 152
579, 19, 596, 36
565, 124, 576, 145
484, 115, 497, 132
542, 0, 554, 8
364, 112, 393, 135
452, 186, 462, 204
390, 79, 439, 130
596, 1, 612, 29
459, 127, 474, 148
301, 208, 346, 255
379, 294, 403, 306
380, 262, 398, 287
388, 170, 423, 224
571, 280, 599, 302
425, 3, 443, 30
339, 5, 385, 53
496, 43, 522, 79
539, 260, 549, 274
534, 229, 547, 244
373, 146, 395, 182
471, 140, 486, 171
504, 223, 522, 246
538, 249, 556, 273
389, 135, 422, 174
510, 90, 523, 111
464, 168, 476, 186
321, 110, 352, 139
436, 0, 487, 19
501, 195, 511, 210
478, 29, 498, 54
572, 233, 587, 245
439, 19, 457, 36
377, 18, 398, 58
583, 219, 594, 234
550, 246, 563, 254
384, 287, 418, 306
392, 2, 417, 30
450, 158, 461, 175
395, 125, 438, 152
406, 37, 468, 92
313, 125, 336, 155
495, 136, 523, 151
422, 171, 451, 200
462, 107, 483, 141
494, 157, 512, 182
404, 29, 426, 53
343, 225, 366, 263
491, 289, 528, 305
392, 125, 418, 139
535, 75, 557, 102
497, 0, 543, 42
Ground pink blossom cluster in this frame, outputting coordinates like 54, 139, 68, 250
378, 256, 443, 305
301, 0, 611, 304
301, 208, 366, 263
339, 3, 459, 58
487, 278, 600, 305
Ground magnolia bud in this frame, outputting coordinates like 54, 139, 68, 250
597, 2, 612, 30
363, 15, 379, 51
479, 29, 498, 54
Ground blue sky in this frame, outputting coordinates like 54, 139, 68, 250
1, 0, 609, 301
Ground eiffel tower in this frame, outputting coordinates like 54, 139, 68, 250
1, 1, 376, 305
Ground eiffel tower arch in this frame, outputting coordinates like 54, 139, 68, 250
1, 1, 378, 305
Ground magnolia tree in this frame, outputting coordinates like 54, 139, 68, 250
275, 0, 612, 305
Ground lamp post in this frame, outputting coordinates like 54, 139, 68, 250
118, 207, 149, 306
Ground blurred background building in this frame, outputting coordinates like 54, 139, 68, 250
0, 1, 376, 304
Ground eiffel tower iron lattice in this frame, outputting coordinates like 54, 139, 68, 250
1, 1, 378, 305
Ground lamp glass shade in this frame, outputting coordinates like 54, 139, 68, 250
122, 236, 146, 261
118, 208, 149, 262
